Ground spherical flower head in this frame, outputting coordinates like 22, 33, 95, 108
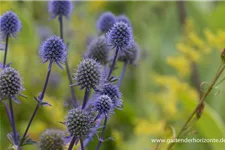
86, 36, 109, 65
107, 21, 133, 50
118, 42, 140, 65
38, 129, 65, 150
97, 12, 116, 33
0, 11, 22, 38
116, 15, 132, 28
73, 58, 101, 90
0, 67, 24, 101
94, 95, 113, 115
100, 83, 122, 109
66, 108, 93, 137
48, 0, 74, 19
39, 36, 67, 67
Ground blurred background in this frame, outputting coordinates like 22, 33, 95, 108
1, 1, 225, 150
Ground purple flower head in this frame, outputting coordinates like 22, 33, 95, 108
0, 67, 24, 103
73, 58, 101, 90
93, 95, 113, 115
39, 36, 67, 68
0, 11, 22, 39
99, 83, 122, 109
38, 129, 65, 150
86, 36, 109, 65
66, 108, 93, 137
118, 42, 140, 65
116, 14, 132, 28
48, 0, 74, 19
106, 21, 133, 51
97, 12, 116, 33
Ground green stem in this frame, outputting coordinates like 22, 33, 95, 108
167, 63, 225, 150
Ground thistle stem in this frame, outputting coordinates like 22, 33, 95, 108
58, 15, 78, 108
68, 136, 76, 150
107, 47, 120, 80
96, 116, 108, 150
3, 102, 12, 125
118, 62, 127, 87
167, 63, 225, 150
3, 34, 9, 68
20, 61, 53, 145
82, 88, 90, 109
9, 98, 18, 145
80, 138, 85, 150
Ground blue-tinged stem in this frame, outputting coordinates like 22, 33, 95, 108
117, 62, 127, 87
3, 102, 12, 125
3, 34, 9, 68
80, 138, 85, 150
96, 116, 108, 150
68, 136, 76, 150
20, 61, 53, 145
9, 98, 18, 145
107, 47, 120, 80
59, 16, 78, 108
82, 88, 90, 109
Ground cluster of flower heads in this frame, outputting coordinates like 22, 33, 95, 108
48, 0, 74, 19
0, 67, 24, 103
0, 11, 22, 38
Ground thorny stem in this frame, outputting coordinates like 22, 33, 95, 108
68, 136, 76, 150
167, 63, 225, 150
107, 47, 120, 80
80, 138, 85, 150
82, 88, 90, 109
3, 34, 9, 68
9, 98, 19, 145
96, 116, 108, 150
20, 61, 53, 146
59, 15, 78, 108
118, 62, 127, 87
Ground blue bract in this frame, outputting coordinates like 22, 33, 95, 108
107, 21, 133, 51
0, 11, 22, 38
48, 0, 74, 19
39, 36, 68, 68
97, 12, 116, 33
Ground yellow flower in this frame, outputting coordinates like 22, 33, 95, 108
176, 43, 200, 62
166, 55, 191, 77
134, 119, 166, 137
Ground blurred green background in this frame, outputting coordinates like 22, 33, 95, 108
1, 1, 225, 150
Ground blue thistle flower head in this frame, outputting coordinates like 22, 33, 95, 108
73, 58, 101, 90
66, 108, 93, 137
0, 67, 24, 103
39, 36, 67, 68
93, 95, 113, 115
99, 83, 122, 109
38, 129, 65, 150
48, 0, 74, 19
0, 11, 22, 39
116, 15, 132, 28
97, 12, 116, 33
86, 36, 109, 65
106, 21, 133, 51
118, 42, 140, 65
